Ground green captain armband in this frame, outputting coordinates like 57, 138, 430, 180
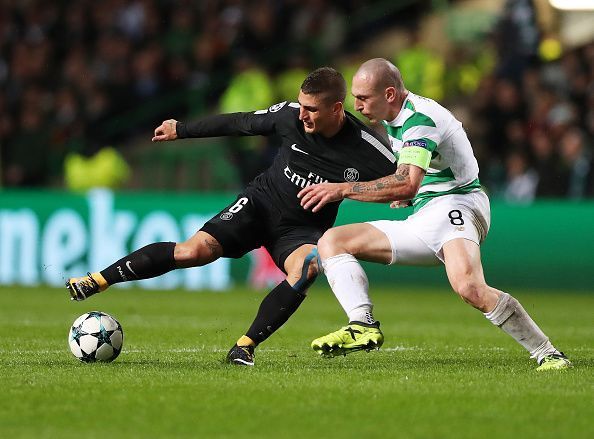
398, 146, 431, 170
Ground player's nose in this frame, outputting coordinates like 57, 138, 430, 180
299, 107, 307, 121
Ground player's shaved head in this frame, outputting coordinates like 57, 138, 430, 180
355, 58, 405, 92
301, 67, 347, 104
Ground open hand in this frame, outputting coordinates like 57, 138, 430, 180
298, 183, 347, 213
152, 119, 178, 142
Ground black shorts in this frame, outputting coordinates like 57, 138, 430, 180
200, 188, 324, 271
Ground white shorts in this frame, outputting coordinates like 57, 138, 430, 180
367, 191, 491, 265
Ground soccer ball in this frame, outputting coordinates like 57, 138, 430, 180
68, 311, 124, 363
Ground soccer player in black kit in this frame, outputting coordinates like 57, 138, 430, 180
66, 67, 396, 366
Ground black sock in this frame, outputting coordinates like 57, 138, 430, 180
245, 280, 306, 345
100, 242, 176, 285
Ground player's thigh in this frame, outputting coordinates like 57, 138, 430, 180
366, 220, 440, 266
398, 192, 490, 263
268, 226, 321, 273
318, 223, 393, 264
443, 238, 499, 309
199, 192, 264, 259
442, 238, 486, 291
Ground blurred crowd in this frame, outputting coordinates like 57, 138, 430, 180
0, 0, 368, 187
0, 0, 592, 201
472, 44, 594, 202
469, 0, 594, 201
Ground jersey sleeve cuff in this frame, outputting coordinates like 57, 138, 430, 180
398, 146, 431, 170
176, 122, 188, 139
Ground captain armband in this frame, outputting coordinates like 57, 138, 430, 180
398, 146, 431, 170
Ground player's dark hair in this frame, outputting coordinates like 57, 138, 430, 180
300, 67, 347, 104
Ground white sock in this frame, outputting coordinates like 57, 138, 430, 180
484, 292, 559, 363
321, 254, 375, 325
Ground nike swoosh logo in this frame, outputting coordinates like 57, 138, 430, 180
125, 261, 138, 278
291, 143, 309, 155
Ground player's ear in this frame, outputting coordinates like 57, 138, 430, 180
332, 101, 343, 114
385, 87, 396, 103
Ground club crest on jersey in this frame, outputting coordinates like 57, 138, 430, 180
268, 101, 287, 112
344, 168, 359, 182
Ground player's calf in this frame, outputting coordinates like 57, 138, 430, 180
228, 248, 319, 366
484, 292, 571, 369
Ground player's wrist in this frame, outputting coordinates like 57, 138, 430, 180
341, 182, 352, 199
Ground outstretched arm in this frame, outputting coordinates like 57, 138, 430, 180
298, 163, 425, 213
151, 109, 282, 142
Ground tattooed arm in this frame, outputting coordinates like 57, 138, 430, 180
298, 163, 425, 213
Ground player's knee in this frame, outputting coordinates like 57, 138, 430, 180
452, 279, 489, 310
174, 241, 217, 267
174, 242, 199, 266
317, 230, 344, 259
288, 248, 320, 292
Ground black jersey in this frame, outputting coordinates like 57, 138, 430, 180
176, 101, 396, 230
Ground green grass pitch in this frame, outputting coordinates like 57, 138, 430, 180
1, 285, 592, 438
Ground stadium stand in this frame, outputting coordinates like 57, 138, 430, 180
0, 0, 592, 198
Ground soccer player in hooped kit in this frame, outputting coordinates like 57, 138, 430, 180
299, 58, 571, 371
66, 67, 397, 366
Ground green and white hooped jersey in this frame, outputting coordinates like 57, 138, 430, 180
382, 92, 482, 212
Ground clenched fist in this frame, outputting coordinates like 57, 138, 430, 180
152, 119, 178, 142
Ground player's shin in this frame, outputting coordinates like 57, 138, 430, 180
100, 242, 177, 286
484, 292, 560, 363
242, 280, 307, 346
322, 254, 375, 325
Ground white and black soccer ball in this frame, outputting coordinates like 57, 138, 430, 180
68, 311, 124, 363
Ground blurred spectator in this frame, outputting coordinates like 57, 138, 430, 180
219, 55, 275, 185
275, 54, 309, 103
396, 29, 445, 101
476, 78, 526, 190
291, 0, 347, 65
493, 0, 539, 82
529, 130, 565, 197
504, 151, 538, 204
559, 128, 592, 199
4, 107, 49, 187
64, 147, 130, 191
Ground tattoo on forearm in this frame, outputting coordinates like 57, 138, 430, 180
350, 164, 410, 194
396, 164, 410, 177
393, 164, 410, 182
204, 238, 220, 256
351, 177, 390, 193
